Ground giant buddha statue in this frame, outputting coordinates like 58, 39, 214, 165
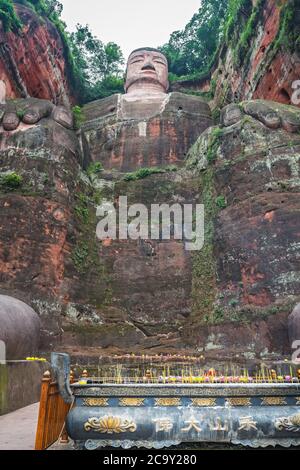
80, 47, 212, 171
0, 47, 212, 351
0, 46, 299, 357
0, 48, 212, 172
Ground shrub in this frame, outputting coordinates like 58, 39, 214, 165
215, 195, 227, 209
87, 162, 104, 177
72, 106, 85, 129
123, 167, 164, 182
0, 172, 23, 189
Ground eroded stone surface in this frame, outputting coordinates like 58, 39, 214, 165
0, 4, 76, 106
0, 295, 41, 359
0, 46, 299, 361
186, 100, 300, 356
288, 303, 300, 347
81, 92, 212, 172
212, 1, 300, 108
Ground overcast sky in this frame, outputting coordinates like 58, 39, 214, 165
60, 0, 201, 63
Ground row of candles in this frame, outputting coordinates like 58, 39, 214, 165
77, 367, 300, 384
141, 367, 300, 384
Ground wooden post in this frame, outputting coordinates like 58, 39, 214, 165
35, 369, 73, 450
35, 371, 51, 451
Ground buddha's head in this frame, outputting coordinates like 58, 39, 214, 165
125, 48, 169, 95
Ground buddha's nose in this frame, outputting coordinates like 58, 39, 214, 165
141, 62, 156, 71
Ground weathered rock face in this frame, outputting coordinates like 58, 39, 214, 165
288, 303, 300, 347
1, 96, 300, 360
212, 0, 300, 109
175, 1, 300, 113
81, 92, 212, 172
59, 99, 300, 360
185, 100, 300, 358
0, 85, 212, 355
0, 4, 75, 106
100, 173, 198, 335
0, 294, 41, 359
0, 105, 85, 346
62, 91, 212, 352
0, 18, 300, 362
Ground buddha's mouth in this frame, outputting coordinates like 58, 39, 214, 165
140, 69, 157, 75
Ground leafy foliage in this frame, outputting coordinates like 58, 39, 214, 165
273, 0, 300, 54
68, 24, 124, 102
232, 0, 264, 66
159, 0, 266, 82
160, 0, 229, 80
224, 0, 252, 44
72, 105, 85, 129
0, 172, 23, 189
215, 195, 227, 209
0, 0, 22, 32
124, 166, 178, 182
87, 162, 104, 177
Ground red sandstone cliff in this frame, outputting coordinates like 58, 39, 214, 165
213, 0, 300, 108
0, 3, 76, 106
174, 0, 300, 111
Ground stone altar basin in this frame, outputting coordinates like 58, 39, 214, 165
66, 380, 300, 449
51, 354, 300, 449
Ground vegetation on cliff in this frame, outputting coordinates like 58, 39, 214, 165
159, 0, 258, 86
162, 0, 300, 106
68, 24, 124, 102
1, 0, 124, 102
160, 0, 229, 80
0, 0, 22, 31
160, 0, 267, 83
3, 0, 300, 104
274, 0, 300, 54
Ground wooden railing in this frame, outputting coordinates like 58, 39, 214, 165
35, 370, 73, 450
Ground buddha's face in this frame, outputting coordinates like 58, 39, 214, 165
125, 49, 169, 94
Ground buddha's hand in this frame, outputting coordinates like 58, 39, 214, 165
0, 98, 74, 131
220, 100, 300, 133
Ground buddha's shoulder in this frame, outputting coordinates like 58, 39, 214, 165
81, 91, 211, 124
166, 92, 211, 115
82, 94, 120, 122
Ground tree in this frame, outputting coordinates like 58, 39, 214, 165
68, 24, 124, 101
45, 0, 63, 17
160, 0, 229, 79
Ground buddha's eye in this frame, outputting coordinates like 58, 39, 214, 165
131, 59, 143, 65
154, 60, 166, 66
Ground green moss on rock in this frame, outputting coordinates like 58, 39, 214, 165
207, 127, 223, 164
191, 168, 218, 324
